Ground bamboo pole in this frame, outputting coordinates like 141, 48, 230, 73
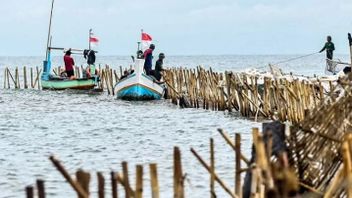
235, 133, 242, 197
135, 165, 143, 198
36, 66, 40, 90
111, 171, 118, 198
218, 129, 250, 165
210, 138, 216, 198
37, 179, 46, 198
342, 141, 352, 197
122, 161, 132, 198
26, 186, 34, 198
24, 66, 28, 89
174, 147, 184, 198
30, 67, 34, 88
76, 170, 90, 198
3, 67, 6, 89
15, 67, 19, 88
97, 172, 105, 198
7, 67, 10, 89
150, 163, 160, 198
191, 148, 237, 198
49, 156, 88, 198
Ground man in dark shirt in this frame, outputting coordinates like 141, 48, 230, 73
319, 36, 335, 60
143, 44, 155, 75
154, 53, 165, 81
64, 49, 75, 79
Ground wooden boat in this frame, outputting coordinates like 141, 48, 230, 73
115, 59, 165, 100
41, 76, 97, 90
41, 49, 98, 90
41, 0, 99, 90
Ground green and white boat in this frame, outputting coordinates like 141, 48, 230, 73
41, 0, 98, 90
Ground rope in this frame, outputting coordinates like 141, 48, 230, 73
272, 52, 319, 65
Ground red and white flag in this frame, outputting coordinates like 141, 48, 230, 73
89, 30, 99, 48
141, 32, 152, 51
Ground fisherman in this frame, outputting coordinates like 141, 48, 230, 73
143, 44, 155, 75
154, 53, 165, 81
83, 49, 99, 78
63, 49, 75, 79
319, 36, 335, 60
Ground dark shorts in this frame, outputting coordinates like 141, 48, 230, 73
66, 70, 74, 77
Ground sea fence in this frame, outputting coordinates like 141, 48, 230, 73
2, 65, 131, 95
1, 65, 338, 124
23, 74, 352, 198
163, 67, 337, 124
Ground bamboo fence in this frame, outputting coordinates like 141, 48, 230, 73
163, 67, 334, 124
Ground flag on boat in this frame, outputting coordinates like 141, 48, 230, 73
141, 32, 152, 52
89, 30, 99, 48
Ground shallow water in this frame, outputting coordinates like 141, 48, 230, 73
0, 55, 349, 197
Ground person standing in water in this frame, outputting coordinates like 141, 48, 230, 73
154, 53, 165, 81
64, 49, 75, 79
319, 36, 335, 60
143, 44, 155, 75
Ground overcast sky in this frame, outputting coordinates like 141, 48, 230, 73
0, 0, 351, 56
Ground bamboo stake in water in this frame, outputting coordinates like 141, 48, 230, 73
49, 156, 89, 198
24, 66, 28, 89
3, 68, 6, 89
30, 67, 34, 88
210, 138, 216, 198
7, 67, 10, 89
122, 161, 132, 198
97, 172, 105, 198
235, 133, 242, 197
111, 171, 118, 198
26, 186, 34, 198
218, 129, 250, 165
174, 147, 184, 198
15, 67, 19, 88
37, 179, 46, 198
36, 66, 40, 90
150, 163, 160, 198
191, 148, 237, 198
135, 165, 143, 198
76, 170, 90, 198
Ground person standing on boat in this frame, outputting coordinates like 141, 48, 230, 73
64, 49, 75, 79
319, 36, 335, 60
84, 49, 99, 77
154, 53, 165, 81
143, 44, 155, 75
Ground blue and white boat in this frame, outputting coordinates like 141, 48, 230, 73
115, 59, 165, 100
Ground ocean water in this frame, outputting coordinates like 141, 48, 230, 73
0, 54, 349, 198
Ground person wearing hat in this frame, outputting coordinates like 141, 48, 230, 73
63, 49, 75, 79
154, 53, 165, 81
143, 44, 155, 75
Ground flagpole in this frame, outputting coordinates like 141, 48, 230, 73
89, 29, 92, 50
45, 0, 55, 61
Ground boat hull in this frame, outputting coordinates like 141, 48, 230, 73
42, 78, 96, 90
115, 59, 165, 100
117, 83, 162, 100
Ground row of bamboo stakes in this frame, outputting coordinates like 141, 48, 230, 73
163, 67, 332, 124
25, 147, 185, 198
24, 126, 352, 198
21, 73, 352, 197
2, 65, 131, 95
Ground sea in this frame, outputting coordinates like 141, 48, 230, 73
0, 54, 349, 197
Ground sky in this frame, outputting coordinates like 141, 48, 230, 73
0, 0, 351, 56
